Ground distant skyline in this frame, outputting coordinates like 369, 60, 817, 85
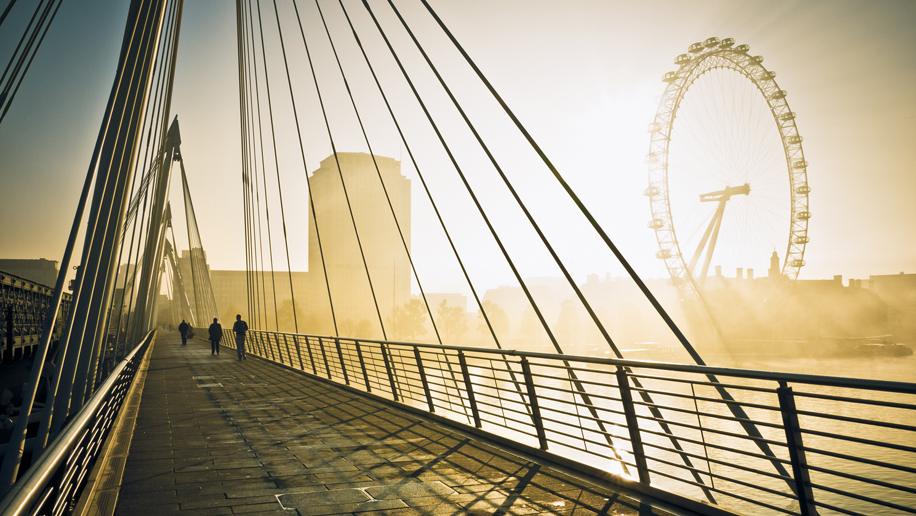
1, 0, 914, 298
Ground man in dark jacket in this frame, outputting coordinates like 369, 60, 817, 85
178, 320, 190, 346
208, 318, 222, 356
232, 314, 248, 361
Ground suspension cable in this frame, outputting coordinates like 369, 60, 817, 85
245, 0, 270, 329
387, 0, 631, 358
360, 0, 558, 350
416, 0, 788, 494
291, 0, 388, 340
337, 0, 498, 347
0, 0, 64, 124
311, 0, 441, 343
417, 0, 701, 362
112, 0, 180, 353
268, 0, 344, 335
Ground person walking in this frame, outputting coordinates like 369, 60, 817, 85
178, 319, 190, 346
232, 314, 248, 361
208, 317, 222, 356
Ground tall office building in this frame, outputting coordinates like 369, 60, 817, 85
306, 153, 411, 335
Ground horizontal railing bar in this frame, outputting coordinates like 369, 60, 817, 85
800, 427, 916, 454
812, 482, 916, 514
646, 467, 798, 516
639, 427, 791, 469
792, 390, 916, 411
263, 332, 916, 393
475, 402, 533, 420
641, 438, 793, 483
542, 424, 631, 451
806, 462, 916, 495
539, 414, 631, 437
628, 373, 779, 395
646, 454, 795, 501
542, 418, 632, 444
809, 499, 866, 516
558, 433, 636, 456
523, 375, 612, 391
802, 444, 916, 474
634, 408, 789, 440
633, 400, 783, 432
631, 385, 782, 413
795, 408, 916, 432
530, 389, 622, 408
538, 406, 628, 428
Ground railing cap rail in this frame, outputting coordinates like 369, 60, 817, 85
249, 329, 916, 394
0, 331, 154, 515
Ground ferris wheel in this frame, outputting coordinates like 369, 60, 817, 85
645, 37, 810, 303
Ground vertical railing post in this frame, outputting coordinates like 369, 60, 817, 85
414, 347, 434, 413
251, 331, 261, 358
282, 334, 293, 365
616, 367, 650, 485
355, 341, 371, 392
292, 334, 304, 370
334, 338, 349, 385
777, 382, 817, 516
457, 351, 481, 428
520, 357, 548, 450
246, 330, 256, 356
267, 333, 277, 361
305, 336, 317, 375
380, 343, 399, 402
318, 338, 332, 379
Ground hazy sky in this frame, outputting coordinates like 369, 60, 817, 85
1, 0, 914, 296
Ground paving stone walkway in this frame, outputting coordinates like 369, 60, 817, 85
115, 333, 686, 515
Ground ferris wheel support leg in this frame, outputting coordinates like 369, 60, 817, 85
698, 209, 725, 289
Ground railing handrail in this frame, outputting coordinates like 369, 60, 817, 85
0, 330, 154, 515
246, 330, 916, 394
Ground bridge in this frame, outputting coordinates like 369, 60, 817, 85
1, 1, 915, 516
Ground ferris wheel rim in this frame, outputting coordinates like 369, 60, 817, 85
646, 37, 810, 302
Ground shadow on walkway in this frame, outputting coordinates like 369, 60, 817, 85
116, 332, 684, 515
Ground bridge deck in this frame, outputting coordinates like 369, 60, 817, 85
113, 334, 687, 515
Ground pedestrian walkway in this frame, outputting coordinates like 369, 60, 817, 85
114, 333, 691, 515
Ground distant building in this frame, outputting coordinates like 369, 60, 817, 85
768, 251, 780, 278
306, 153, 411, 333
0, 258, 59, 287
208, 269, 308, 325
868, 272, 916, 342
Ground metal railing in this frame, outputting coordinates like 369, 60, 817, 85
0, 331, 154, 516
231, 329, 916, 516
